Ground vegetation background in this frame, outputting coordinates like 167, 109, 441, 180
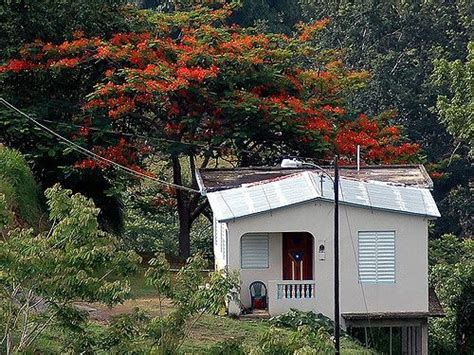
0, 0, 472, 353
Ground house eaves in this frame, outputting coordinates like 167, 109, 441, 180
203, 171, 440, 222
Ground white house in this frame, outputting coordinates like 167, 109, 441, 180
196, 164, 444, 354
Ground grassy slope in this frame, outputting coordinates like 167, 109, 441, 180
33, 269, 373, 354
0, 145, 42, 228
181, 315, 373, 354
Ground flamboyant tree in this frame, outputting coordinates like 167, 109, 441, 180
0, 5, 418, 257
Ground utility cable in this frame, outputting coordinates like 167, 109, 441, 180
0, 98, 200, 194
339, 186, 374, 346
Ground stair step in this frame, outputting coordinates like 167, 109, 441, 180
239, 310, 271, 320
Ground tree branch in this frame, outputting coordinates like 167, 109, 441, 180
190, 200, 209, 223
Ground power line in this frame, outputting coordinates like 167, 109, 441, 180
339, 187, 374, 345
36, 117, 209, 149
0, 98, 200, 194
35, 118, 256, 155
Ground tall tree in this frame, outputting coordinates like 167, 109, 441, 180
1, 5, 419, 257
432, 42, 474, 157
0, 0, 139, 232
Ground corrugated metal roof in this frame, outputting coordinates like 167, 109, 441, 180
205, 171, 440, 222
198, 165, 434, 192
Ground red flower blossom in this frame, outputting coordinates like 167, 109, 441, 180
0, 59, 34, 72
50, 58, 80, 68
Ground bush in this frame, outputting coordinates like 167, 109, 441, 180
429, 235, 474, 354
0, 145, 42, 228
270, 309, 337, 335
0, 184, 140, 354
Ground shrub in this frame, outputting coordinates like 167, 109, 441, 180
0, 145, 42, 228
270, 309, 337, 335
0, 184, 140, 354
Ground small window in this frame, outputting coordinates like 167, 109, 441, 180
241, 234, 269, 269
358, 231, 395, 283
220, 224, 226, 255
213, 218, 218, 247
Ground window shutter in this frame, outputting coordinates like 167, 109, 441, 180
358, 231, 395, 283
222, 227, 227, 264
213, 218, 218, 247
241, 234, 269, 269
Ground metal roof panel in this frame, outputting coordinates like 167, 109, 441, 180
206, 171, 440, 222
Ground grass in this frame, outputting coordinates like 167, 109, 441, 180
27, 271, 376, 354
128, 265, 157, 299
182, 315, 373, 354
182, 315, 281, 353
32, 315, 373, 354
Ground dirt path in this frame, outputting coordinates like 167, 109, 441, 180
74, 297, 174, 323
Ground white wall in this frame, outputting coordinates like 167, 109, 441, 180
221, 200, 429, 322
239, 232, 282, 307
213, 218, 228, 270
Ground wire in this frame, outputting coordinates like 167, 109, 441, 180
35, 117, 256, 154
0, 98, 200, 194
339, 186, 374, 344
35, 117, 209, 149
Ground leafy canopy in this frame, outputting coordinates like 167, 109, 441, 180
0, 145, 42, 229
432, 42, 474, 156
0, 5, 419, 168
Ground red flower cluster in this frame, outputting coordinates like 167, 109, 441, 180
0, 59, 35, 72
50, 58, 81, 68
1, 9, 420, 171
334, 114, 419, 163
74, 138, 144, 171
176, 65, 219, 83
298, 18, 331, 42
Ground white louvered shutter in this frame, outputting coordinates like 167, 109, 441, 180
358, 231, 395, 283
222, 227, 227, 264
241, 234, 269, 269
213, 218, 218, 247
220, 223, 225, 254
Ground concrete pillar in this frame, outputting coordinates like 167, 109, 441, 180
401, 324, 427, 355
402, 326, 408, 355
421, 320, 428, 355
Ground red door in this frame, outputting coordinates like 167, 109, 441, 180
283, 232, 313, 280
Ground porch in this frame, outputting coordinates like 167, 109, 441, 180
238, 231, 320, 316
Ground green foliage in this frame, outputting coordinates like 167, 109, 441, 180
65, 253, 239, 353
121, 181, 212, 261
432, 42, 474, 156
270, 308, 337, 335
230, 0, 302, 34
0, 0, 132, 59
0, 194, 12, 229
190, 215, 213, 261
0, 1, 144, 233
298, 0, 470, 161
0, 145, 42, 228
429, 235, 474, 354
0, 184, 140, 354
267, 310, 374, 354
122, 191, 179, 256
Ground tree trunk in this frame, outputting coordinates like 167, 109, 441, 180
172, 156, 191, 259
178, 209, 191, 259
172, 154, 209, 259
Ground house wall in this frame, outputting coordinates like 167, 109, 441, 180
213, 218, 228, 270
222, 200, 429, 323
239, 232, 283, 308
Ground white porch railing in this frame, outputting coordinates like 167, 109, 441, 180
276, 280, 315, 299
268, 280, 316, 315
